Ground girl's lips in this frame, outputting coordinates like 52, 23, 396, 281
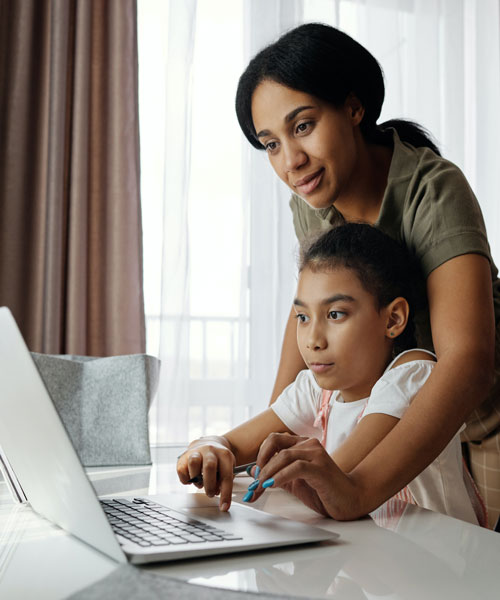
294, 168, 324, 195
309, 362, 334, 374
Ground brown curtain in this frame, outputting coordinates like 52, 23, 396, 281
0, 0, 145, 356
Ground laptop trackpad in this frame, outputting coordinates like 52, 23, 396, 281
152, 493, 336, 543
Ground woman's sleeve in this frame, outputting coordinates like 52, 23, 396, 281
289, 193, 341, 244
271, 369, 322, 438
362, 361, 436, 420
289, 194, 308, 243
404, 159, 492, 277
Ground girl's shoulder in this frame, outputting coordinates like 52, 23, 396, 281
365, 350, 436, 416
390, 349, 436, 370
374, 349, 436, 393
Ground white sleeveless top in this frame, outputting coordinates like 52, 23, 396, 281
272, 350, 487, 527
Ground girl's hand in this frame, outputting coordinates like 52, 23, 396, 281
176, 436, 236, 511
249, 433, 360, 520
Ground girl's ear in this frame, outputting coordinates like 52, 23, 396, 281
385, 297, 409, 340
345, 93, 365, 126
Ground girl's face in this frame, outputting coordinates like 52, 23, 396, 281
251, 80, 363, 210
294, 266, 394, 401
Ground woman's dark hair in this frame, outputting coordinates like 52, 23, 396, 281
299, 223, 418, 354
236, 23, 440, 155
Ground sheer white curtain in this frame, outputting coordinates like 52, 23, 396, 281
138, 0, 500, 446
340, 0, 500, 259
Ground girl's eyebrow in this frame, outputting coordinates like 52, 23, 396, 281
256, 105, 315, 138
294, 294, 355, 307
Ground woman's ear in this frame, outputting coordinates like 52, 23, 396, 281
345, 93, 365, 126
385, 297, 409, 340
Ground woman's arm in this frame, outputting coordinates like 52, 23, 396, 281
346, 253, 495, 514
269, 306, 307, 404
251, 254, 495, 519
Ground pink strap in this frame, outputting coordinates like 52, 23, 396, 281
315, 390, 369, 447
314, 389, 333, 447
393, 486, 415, 504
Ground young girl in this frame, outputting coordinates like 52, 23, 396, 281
177, 224, 486, 526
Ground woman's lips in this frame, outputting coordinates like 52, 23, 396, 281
309, 362, 334, 374
294, 168, 324, 195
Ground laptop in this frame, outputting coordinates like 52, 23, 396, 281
0, 307, 337, 564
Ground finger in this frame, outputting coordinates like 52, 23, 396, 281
218, 456, 235, 511
244, 435, 303, 500
187, 452, 203, 482
252, 441, 323, 501
255, 432, 307, 475
202, 452, 219, 497
247, 464, 259, 479
262, 460, 336, 518
254, 458, 313, 501
176, 458, 191, 485
177, 452, 196, 484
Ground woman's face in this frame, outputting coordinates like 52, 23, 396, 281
251, 80, 363, 210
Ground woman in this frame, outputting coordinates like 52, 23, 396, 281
235, 23, 500, 527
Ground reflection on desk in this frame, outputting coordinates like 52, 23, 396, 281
1, 447, 500, 599
150, 491, 500, 599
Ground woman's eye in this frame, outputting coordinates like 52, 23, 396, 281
265, 141, 278, 153
328, 311, 344, 320
296, 121, 312, 135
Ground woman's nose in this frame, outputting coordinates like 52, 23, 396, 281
283, 141, 307, 172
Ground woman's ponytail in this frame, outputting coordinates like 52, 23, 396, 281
378, 119, 440, 156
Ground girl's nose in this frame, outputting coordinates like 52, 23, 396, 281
307, 325, 327, 350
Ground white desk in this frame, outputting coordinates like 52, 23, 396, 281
1, 446, 499, 599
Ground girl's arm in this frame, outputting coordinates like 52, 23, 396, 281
332, 414, 400, 474
176, 408, 291, 511
332, 350, 435, 473
269, 306, 307, 404
251, 254, 495, 519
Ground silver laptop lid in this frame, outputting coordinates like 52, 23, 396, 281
0, 307, 125, 563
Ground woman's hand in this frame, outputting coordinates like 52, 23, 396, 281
248, 433, 361, 520
176, 436, 236, 511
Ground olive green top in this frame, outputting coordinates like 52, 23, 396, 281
290, 130, 500, 440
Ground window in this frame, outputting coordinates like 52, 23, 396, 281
138, 0, 500, 444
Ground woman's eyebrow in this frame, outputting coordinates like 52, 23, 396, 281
256, 105, 315, 138
284, 105, 315, 123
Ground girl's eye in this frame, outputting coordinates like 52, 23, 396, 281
328, 311, 345, 320
295, 313, 309, 323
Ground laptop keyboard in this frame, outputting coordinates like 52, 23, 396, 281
100, 498, 242, 547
